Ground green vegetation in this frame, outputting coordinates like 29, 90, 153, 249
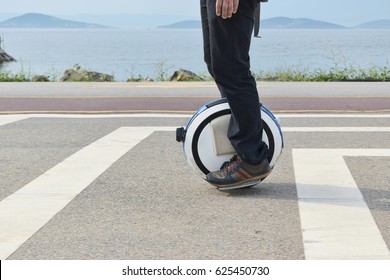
154, 59, 174, 82
0, 64, 33, 81
0, 70, 30, 82
1, 63, 389, 82
254, 65, 390, 82
254, 43, 389, 81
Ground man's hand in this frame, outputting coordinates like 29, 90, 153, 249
216, 0, 240, 19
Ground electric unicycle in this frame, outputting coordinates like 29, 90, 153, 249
176, 98, 284, 188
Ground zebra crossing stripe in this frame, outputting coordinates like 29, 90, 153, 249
283, 127, 390, 132
0, 115, 30, 126
0, 127, 174, 259
293, 149, 390, 259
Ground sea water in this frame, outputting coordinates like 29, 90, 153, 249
1, 28, 389, 81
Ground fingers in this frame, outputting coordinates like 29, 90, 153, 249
216, 0, 240, 19
215, 0, 224, 17
232, 0, 239, 14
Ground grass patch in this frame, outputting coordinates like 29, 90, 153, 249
1, 62, 389, 82
0, 70, 30, 82
255, 65, 390, 82
0, 64, 32, 82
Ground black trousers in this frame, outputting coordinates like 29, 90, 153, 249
200, 0, 268, 164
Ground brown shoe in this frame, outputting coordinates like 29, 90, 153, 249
206, 155, 271, 190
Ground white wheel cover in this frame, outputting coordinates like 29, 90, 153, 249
182, 100, 284, 178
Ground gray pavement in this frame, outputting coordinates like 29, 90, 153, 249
0, 82, 389, 113
0, 81, 389, 97
1, 113, 389, 260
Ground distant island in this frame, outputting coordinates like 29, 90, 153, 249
0, 13, 389, 29
354, 19, 390, 29
158, 20, 201, 29
159, 17, 390, 29
261, 17, 345, 29
0, 13, 112, 29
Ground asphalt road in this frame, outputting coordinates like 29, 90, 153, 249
0, 82, 389, 260
0, 112, 389, 260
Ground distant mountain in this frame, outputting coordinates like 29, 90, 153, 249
0, 13, 112, 28
63, 14, 196, 29
261, 17, 345, 29
353, 19, 390, 29
158, 20, 201, 29
156, 17, 347, 29
1, 14, 389, 30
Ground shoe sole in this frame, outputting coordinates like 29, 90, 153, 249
212, 170, 272, 191
217, 180, 260, 190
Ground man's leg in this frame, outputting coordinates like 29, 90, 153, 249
206, 0, 268, 164
201, 0, 214, 79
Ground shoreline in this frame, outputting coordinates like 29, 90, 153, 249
1, 65, 389, 82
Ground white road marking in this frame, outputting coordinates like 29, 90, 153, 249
0, 116, 30, 126
283, 127, 390, 132
293, 149, 390, 260
278, 114, 390, 118
0, 113, 193, 120
1, 114, 389, 134
0, 127, 174, 259
0, 113, 390, 121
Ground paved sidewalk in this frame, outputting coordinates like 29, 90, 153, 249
0, 81, 389, 97
0, 82, 389, 113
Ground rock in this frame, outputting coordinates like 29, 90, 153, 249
32, 75, 50, 82
0, 48, 16, 63
170, 69, 203, 81
60, 68, 114, 82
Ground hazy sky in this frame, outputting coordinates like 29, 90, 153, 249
1, 0, 389, 26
